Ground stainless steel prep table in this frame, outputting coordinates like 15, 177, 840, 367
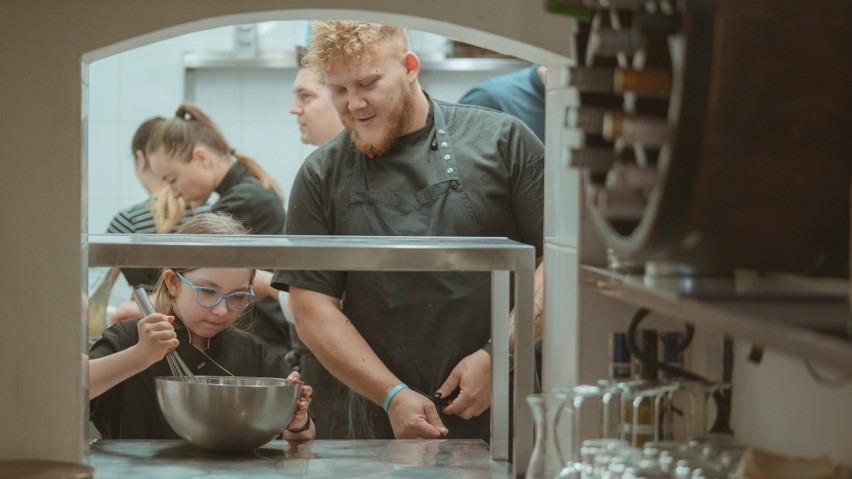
88, 439, 512, 478
87, 234, 537, 475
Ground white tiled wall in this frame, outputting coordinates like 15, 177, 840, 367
87, 21, 529, 233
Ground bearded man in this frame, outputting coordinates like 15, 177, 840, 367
271, 20, 545, 441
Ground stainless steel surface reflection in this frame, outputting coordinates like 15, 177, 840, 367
88, 439, 512, 478
156, 376, 300, 452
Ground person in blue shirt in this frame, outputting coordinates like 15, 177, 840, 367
458, 64, 546, 142
460, 64, 547, 382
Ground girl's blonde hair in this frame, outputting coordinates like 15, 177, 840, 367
303, 20, 408, 83
146, 103, 285, 203
153, 211, 256, 329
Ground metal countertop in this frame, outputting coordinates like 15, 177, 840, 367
88, 439, 513, 478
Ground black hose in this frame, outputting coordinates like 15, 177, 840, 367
624, 308, 733, 434
625, 309, 703, 381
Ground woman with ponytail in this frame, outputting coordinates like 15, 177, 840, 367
146, 103, 291, 355
107, 116, 210, 293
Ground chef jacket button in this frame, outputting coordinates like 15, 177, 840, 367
447, 167, 454, 174
438, 129, 446, 134
450, 180, 459, 190
444, 154, 451, 160
441, 142, 448, 148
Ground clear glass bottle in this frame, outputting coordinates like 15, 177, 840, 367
526, 390, 571, 479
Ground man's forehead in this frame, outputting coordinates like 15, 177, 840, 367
293, 68, 323, 91
327, 57, 389, 82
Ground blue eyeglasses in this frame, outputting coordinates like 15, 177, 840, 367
175, 271, 255, 312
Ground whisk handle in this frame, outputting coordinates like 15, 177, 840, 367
132, 287, 157, 316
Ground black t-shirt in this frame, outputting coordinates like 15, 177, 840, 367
89, 319, 290, 439
212, 162, 286, 235
271, 98, 544, 296
212, 162, 291, 355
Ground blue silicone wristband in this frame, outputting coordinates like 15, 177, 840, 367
383, 383, 408, 413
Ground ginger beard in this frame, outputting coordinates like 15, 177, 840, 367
343, 78, 415, 157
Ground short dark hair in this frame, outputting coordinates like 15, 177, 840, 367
295, 45, 308, 67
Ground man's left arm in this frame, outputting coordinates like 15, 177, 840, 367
436, 259, 544, 419
436, 117, 546, 419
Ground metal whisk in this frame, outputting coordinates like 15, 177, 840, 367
132, 287, 198, 383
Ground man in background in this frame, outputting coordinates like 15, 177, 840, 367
290, 46, 344, 146
458, 64, 546, 142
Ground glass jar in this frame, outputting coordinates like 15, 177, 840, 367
526, 391, 571, 479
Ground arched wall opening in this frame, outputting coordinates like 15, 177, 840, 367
0, 0, 580, 468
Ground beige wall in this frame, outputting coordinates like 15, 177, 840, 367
4, 0, 850, 469
0, 0, 572, 462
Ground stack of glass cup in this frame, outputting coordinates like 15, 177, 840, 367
526, 381, 744, 479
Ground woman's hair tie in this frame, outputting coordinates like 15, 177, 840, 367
229, 148, 237, 156
176, 110, 191, 120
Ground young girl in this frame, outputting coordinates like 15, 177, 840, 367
145, 103, 290, 356
88, 212, 314, 441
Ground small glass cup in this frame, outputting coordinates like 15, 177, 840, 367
642, 440, 688, 458
580, 439, 630, 478
607, 450, 647, 479
554, 385, 607, 479
711, 443, 748, 476
525, 390, 571, 479
672, 457, 724, 479
657, 450, 704, 475
598, 379, 648, 439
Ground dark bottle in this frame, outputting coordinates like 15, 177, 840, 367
660, 331, 686, 379
568, 147, 616, 174
566, 108, 670, 148
659, 331, 686, 440
543, 0, 596, 22
609, 331, 633, 379
546, 0, 650, 11
602, 111, 670, 147
591, 28, 644, 57
566, 66, 671, 98
632, 328, 658, 446
633, 328, 658, 380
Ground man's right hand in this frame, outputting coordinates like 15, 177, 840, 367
387, 388, 449, 439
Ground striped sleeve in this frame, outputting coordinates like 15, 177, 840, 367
106, 202, 156, 234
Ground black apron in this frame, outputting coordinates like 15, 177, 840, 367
343, 100, 491, 440
287, 323, 352, 439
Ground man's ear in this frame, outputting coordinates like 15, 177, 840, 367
402, 51, 420, 82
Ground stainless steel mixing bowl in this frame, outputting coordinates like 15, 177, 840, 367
156, 376, 301, 452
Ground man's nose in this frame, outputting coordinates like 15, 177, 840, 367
290, 100, 302, 115
348, 92, 367, 111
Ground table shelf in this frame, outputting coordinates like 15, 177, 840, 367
87, 234, 537, 475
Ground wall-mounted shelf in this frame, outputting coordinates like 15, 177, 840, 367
581, 265, 852, 369
183, 52, 530, 71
